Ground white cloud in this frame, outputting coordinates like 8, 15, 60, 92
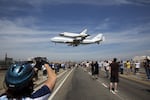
18, 0, 149, 7
0, 17, 51, 35
95, 19, 150, 45
95, 18, 112, 30
105, 30, 150, 45
0, 18, 56, 52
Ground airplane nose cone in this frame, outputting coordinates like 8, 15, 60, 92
51, 37, 55, 42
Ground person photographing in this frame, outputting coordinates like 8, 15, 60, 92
0, 59, 56, 100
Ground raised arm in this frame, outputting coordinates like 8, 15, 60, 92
44, 64, 57, 91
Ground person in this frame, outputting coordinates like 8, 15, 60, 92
109, 58, 119, 93
126, 60, 131, 75
134, 61, 140, 74
0, 60, 56, 99
120, 61, 124, 74
104, 61, 110, 78
61, 63, 66, 70
86, 61, 90, 73
94, 61, 99, 79
143, 57, 150, 80
91, 61, 95, 79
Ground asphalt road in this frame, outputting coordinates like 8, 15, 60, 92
50, 67, 150, 100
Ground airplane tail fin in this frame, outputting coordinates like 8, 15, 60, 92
80, 29, 87, 35
92, 34, 105, 44
93, 34, 103, 40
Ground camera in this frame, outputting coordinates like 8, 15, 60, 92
34, 57, 49, 70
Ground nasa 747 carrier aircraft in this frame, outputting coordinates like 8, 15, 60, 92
51, 29, 105, 47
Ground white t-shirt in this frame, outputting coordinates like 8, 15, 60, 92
135, 62, 140, 68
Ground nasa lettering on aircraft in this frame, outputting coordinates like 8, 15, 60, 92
51, 29, 105, 47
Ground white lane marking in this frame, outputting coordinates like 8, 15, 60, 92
111, 90, 116, 94
115, 92, 124, 100
97, 78, 124, 100
48, 68, 74, 100
57, 70, 68, 78
97, 80, 108, 88
102, 83, 108, 88
88, 72, 91, 75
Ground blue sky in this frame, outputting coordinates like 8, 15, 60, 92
0, 0, 150, 61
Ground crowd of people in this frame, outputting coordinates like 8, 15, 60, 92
80, 58, 120, 92
79, 56, 150, 93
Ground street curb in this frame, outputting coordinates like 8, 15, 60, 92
120, 74, 150, 87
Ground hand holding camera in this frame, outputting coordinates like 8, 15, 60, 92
34, 57, 49, 70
